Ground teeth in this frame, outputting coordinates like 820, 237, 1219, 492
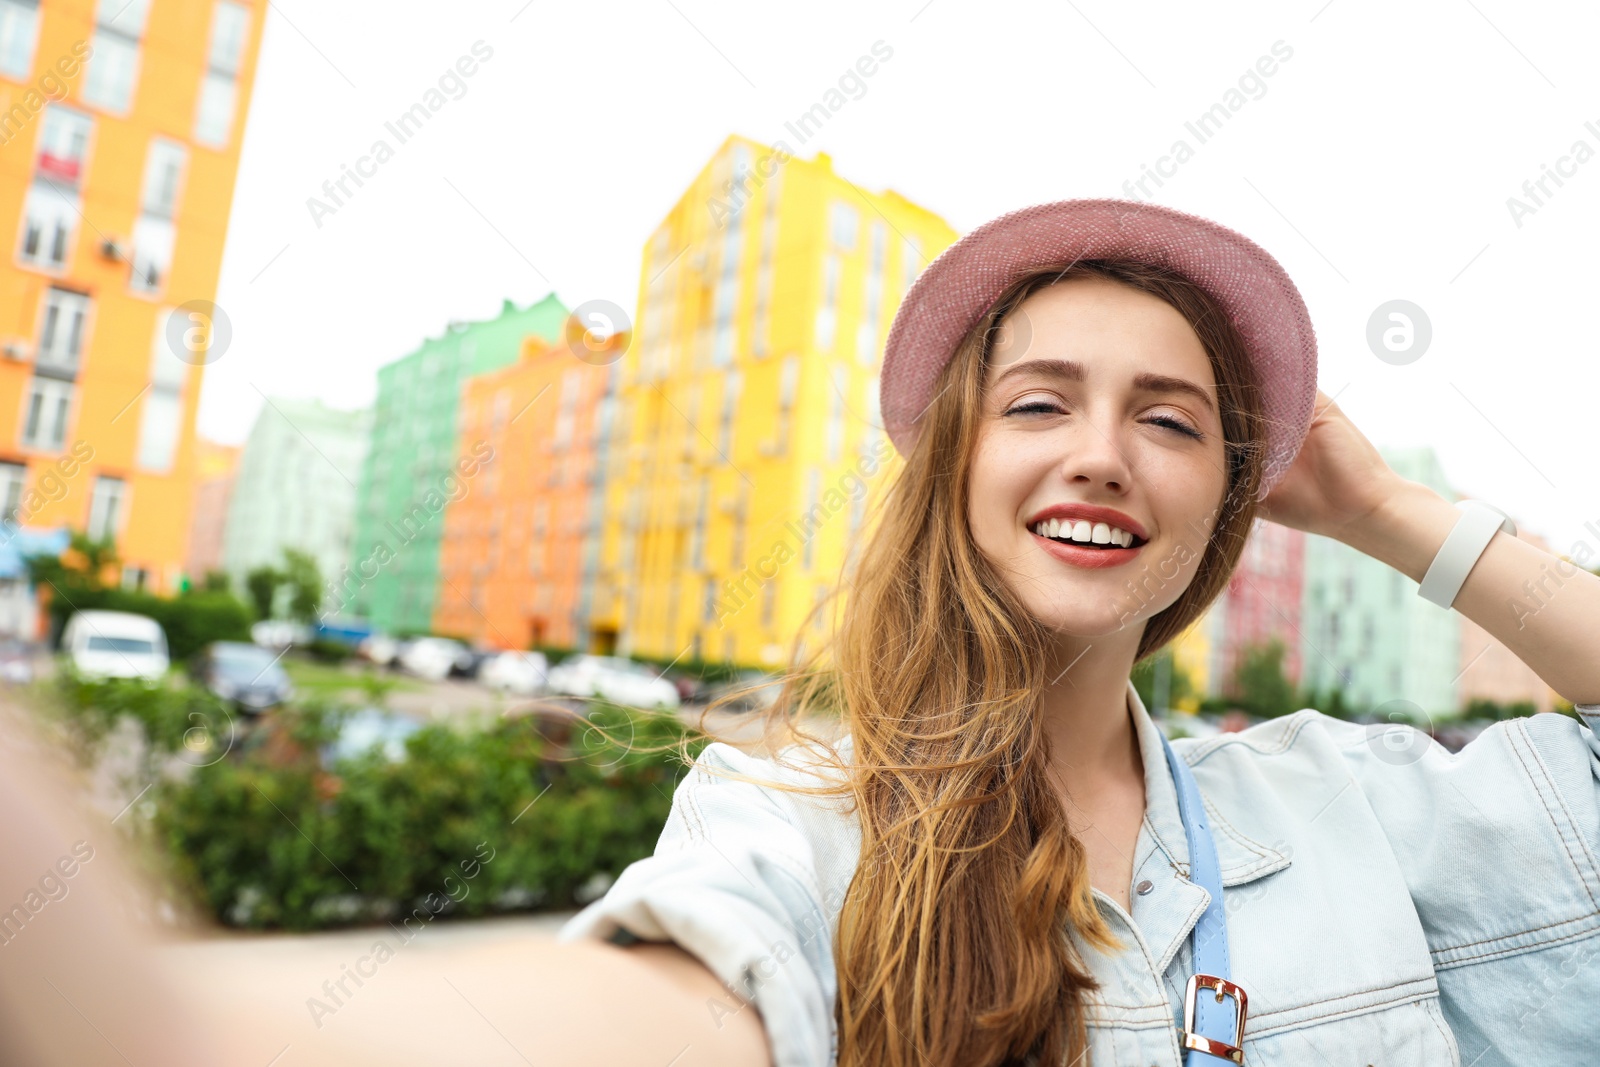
1031, 519, 1139, 547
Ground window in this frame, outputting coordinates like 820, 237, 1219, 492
0, 462, 24, 523
19, 182, 75, 268
0, 0, 39, 80
129, 215, 174, 292
553, 369, 580, 449
21, 376, 73, 450
138, 311, 186, 471
194, 74, 236, 146
830, 201, 858, 251
206, 1, 249, 74
779, 356, 800, 410
194, 1, 251, 148
717, 369, 741, 458
83, 0, 148, 112
82, 31, 140, 112
35, 106, 92, 182
35, 287, 90, 376
815, 255, 839, 351
140, 140, 186, 217
130, 139, 185, 292
19, 109, 93, 270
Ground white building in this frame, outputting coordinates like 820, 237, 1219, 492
221, 398, 372, 599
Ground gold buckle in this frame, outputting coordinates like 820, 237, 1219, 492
1180, 973, 1248, 1064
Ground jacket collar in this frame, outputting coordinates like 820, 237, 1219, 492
1126, 678, 1292, 886
1121, 680, 1293, 975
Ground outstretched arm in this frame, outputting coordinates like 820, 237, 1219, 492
1259, 388, 1600, 705
0, 706, 771, 1067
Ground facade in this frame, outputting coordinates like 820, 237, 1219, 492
588, 135, 958, 666
346, 295, 568, 635
1298, 447, 1461, 717
183, 435, 238, 580
0, 0, 265, 593
1170, 516, 1308, 708
220, 398, 370, 594
1218, 518, 1307, 688
433, 334, 619, 649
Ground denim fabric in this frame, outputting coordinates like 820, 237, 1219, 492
560, 682, 1600, 1066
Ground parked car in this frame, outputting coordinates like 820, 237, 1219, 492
545, 655, 681, 709
479, 650, 549, 696
357, 633, 401, 667
60, 610, 169, 682
0, 638, 34, 684
189, 641, 294, 714
449, 643, 497, 680
251, 619, 309, 649
398, 637, 467, 682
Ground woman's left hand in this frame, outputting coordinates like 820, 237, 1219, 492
1257, 388, 1407, 542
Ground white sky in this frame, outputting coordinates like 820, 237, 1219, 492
205, 0, 1600, 551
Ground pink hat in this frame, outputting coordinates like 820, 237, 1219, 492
879, 198, 1318, 499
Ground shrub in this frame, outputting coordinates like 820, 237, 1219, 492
152, 702, 693, 931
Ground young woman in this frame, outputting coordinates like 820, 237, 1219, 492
3, 201, 1595, 1067
559, 200, 1600, 1067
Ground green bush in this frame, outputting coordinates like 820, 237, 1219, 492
304, 638, 354, 663
153, 703, 694, 931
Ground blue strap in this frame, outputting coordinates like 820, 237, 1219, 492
1159, 731, 1240, 1064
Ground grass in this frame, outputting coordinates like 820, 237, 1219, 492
281, 656, 423, 698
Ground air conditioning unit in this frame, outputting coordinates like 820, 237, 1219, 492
1, 339, 29, 361
99, 237, 128, 261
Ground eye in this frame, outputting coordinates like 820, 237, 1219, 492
1145, 414, 1204, 439
1003, 399, 1065, 417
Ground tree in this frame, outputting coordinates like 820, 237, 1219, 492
279, 548, 322, 624
1132, 647, 1194, 714
245, 564, 282, 621
200, 569, 232, 593
1228, 638, 1298, 718
1299, 684, 1353, 720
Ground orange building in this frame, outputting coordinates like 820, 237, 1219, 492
433, 330, 621, 649
0, 0, 265, 593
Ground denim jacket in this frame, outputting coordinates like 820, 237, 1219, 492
560, 682, 1600, 1066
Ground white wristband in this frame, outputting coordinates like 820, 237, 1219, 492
1417, 500, 1515, 609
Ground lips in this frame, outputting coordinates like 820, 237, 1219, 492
1031, 529, 1145, 569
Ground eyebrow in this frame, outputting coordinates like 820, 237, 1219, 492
990, 358, 1216, 416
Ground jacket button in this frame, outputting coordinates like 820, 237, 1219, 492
1135, 879, 1154, 895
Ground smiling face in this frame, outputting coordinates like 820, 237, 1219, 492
966, 274, 1231, 638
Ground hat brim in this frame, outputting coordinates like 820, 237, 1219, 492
879, 198, 1318, 500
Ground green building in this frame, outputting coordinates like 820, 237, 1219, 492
346, 295, 569, 635
1298, 447, 1462, 718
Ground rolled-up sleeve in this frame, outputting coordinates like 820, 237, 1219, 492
1336, 706, 1600, 1065
558, 741, 840, 1067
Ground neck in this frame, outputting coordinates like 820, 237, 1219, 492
1039, 631, 1146, 802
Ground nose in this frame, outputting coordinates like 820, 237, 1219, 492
1060, 406, 1134, 493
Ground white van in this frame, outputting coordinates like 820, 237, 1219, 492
60, 610, 170, 682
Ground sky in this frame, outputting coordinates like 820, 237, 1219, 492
204, 0, 1600, 551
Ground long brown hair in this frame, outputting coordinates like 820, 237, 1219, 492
699, 258, 1266, 1067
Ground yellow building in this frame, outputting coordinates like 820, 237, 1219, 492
0, 0, 264, 593
589, 135, 957, 667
